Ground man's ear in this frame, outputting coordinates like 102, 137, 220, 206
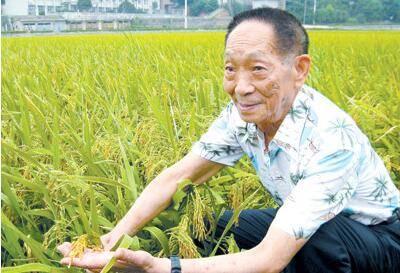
294, 54, 311, 89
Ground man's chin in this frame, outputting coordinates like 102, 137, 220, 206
238, 112, 260, 124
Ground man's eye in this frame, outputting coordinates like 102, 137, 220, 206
225, 66, 234, 72
253, 66, 266, 71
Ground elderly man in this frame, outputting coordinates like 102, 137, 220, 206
58, 7, 400, 273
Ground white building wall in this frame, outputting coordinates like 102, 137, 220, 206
253, 0, 279, 9
3, 0, 29, 15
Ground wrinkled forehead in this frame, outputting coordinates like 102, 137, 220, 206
225, 20, 279, 57
224, 49, 271, 61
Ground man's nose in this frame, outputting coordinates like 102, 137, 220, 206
234, 75, 255, 96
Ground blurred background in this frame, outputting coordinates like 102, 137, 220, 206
2, 0, 399, 34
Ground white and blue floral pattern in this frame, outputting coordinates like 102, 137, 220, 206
191, 85, 400, 239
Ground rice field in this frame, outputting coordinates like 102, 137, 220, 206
1, 30, 400, 272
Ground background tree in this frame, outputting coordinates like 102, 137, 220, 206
354, 0, 384, 22
118, 0, 140, 13
172, 0, 219, 16
173, 0, 396, 22
382, 0, 400, 21
287, 0, 396, 24
191, 0, 219, 16
77, 0, 92, 11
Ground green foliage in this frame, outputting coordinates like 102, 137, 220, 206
172, 0, 219, 16
316, 3, 349, 23
383, 0, 400, 21
354, 0, 384, 22
118, 0, 140, 13
1, 31, 399, 271
287, 0, 400, 24
191, 0, 219, 16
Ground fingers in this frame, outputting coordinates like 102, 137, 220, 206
57, 241, 97, 258
114, 248, 135, 262
57, 242, 72, 257
60, 251, 113, 269
113, 249, 151, 268
60, 257, 101, 269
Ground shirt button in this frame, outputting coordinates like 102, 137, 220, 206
265, 157, 270, 167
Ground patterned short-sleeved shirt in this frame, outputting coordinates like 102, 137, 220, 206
191, 85, 400, 239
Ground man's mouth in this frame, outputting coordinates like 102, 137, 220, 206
238, 102, 260, 111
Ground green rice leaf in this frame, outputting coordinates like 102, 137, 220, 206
142, 226, 170, 256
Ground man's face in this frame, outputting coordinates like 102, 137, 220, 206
223, 20, 301, 129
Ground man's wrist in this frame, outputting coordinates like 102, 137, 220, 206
150, 257, 171, 273
113, 221, 137, 236
170, 255, 181, 273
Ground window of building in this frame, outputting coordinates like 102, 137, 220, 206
38, 5, 45, 15
61, 3, 69, 11
28, 5, 36, 15
24, 23, 35, 31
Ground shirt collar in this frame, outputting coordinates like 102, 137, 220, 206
231, 85, 315, 158
257, 85, 314, 157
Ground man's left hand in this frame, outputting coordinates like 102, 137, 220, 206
57, 242, 162, 273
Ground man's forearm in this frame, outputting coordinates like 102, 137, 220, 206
113, 168, 179, 236
151, 224, 306, 273
111, 153, 223, 237
154, 247, 275, 273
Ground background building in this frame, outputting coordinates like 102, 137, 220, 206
1, 0, 168, 16
1, 0, 290, 32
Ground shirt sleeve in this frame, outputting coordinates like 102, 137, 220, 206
272, 148, 360, 239
191, 102, 244, 166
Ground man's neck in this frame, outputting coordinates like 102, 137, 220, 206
256, 88, 301, 149
258, 118, 285, 151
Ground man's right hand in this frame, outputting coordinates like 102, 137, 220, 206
101, 231, 123, 251
100, 153, 224, 251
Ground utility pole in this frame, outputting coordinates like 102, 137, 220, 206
184, 0, 187, 29
303, 0, 307, 24
313, 0, 317, 24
